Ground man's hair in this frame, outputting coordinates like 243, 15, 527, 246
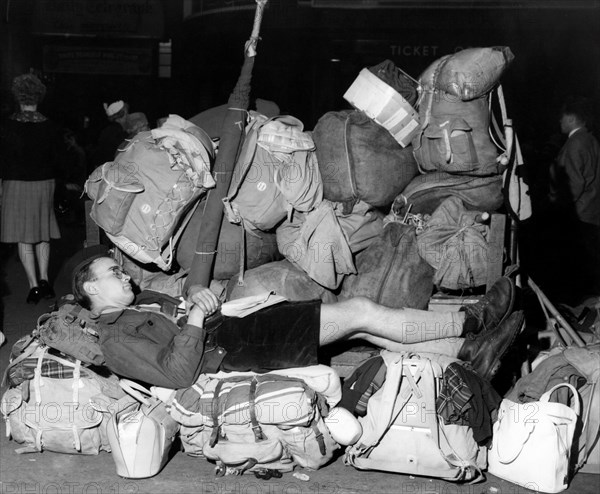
72, 257, 102, 310
561, 96, 595, 129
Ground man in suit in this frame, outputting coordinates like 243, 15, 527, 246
549, 96, 600, 302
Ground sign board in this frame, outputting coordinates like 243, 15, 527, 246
43, 45, 153, 75
33, 0, 164, 38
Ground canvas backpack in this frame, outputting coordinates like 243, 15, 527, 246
167, 372, 339, 475
222, 112, 322, 234
345, 351, 487, 483
1, 347, 121, 455
85, 115, 215, 270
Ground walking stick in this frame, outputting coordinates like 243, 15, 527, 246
184, 0, 269, 294
528, 277, 586, 347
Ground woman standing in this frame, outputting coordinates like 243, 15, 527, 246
0, 73, 62, 304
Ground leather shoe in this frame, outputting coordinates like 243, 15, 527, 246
38, 279, 55, 299
26, 287, 42, 304
458, 310, 524, 381
461, 277, 515, 336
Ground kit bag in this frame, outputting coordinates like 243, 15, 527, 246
412, 89, 501, 177
339, 221, 434, 310
105, 380, 180, 479
223, 113, 322, 233
488, 383, 581, 493
1, 349, 118, 455
345, 351, 486, 482
420, 47, 514, 101
85, 115, 215, 270
313, 110, 419, 208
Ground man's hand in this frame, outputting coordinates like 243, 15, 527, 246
186, 285, 221, 318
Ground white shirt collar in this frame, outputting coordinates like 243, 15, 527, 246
569, 127, 583, 138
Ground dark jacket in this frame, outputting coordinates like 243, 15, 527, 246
0, 115, 62, 181
97, 291, 226, 389
550, 128, 600, 226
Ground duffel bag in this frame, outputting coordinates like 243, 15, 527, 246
313, 110, 419, 208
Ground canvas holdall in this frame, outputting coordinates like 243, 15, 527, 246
488, 383, 581, 493
345, 351, 486, 483
105, 380, 180, 479
1, 348, 119, 455
85, 115, 215, 270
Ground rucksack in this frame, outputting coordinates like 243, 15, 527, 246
85, 115, 215, 270
167, 370, 340, 475
345, 351, 487, 482
412, 89, 501, 177
1, 348, 121, 455
222, 112, 322, 234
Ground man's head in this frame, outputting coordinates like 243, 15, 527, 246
72, 257, 135, 312
560, 96, 593, 135
103, 100, 129, 126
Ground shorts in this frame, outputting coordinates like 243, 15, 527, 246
211, 299, 321, 373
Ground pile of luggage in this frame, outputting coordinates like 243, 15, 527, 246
3, 46, 597, 491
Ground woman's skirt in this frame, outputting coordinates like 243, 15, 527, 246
1, 179, 61, 243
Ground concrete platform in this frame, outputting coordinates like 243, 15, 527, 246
1, 222, 599, 494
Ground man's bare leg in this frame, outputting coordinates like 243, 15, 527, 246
319, 297, 465, 348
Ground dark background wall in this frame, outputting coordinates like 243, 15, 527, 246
1, 0, 599, 143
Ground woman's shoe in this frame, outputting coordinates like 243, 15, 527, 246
26, 287, 42, 304
38, 279, 55, 299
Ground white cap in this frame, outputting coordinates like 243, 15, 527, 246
103, 100, 125, 117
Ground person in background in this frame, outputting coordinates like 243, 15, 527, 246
0, 73, 63, 304
89, 100, 129, 170
549, 96, 600, 303
55, 129, 88, 225
124, 112, 150, 138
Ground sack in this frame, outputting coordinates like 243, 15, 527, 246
176, 199, 280, 281
313, 110, 419, 207
1, 350, 118, 455
106, 380, 180, 479
400, 171, 504, 215
85, 115, 215, 270
339, 221, 434, 310
35, 297, 105, 366
488, 383, 581, 493
420, 47, 515, 100
416, 196, 490, 290
223, 113, 322, 233
413, 91, 501, 177
345, 351, 486, 482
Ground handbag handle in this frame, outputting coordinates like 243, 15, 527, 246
495, 402, 536, 464
539, 382, 581, 416
119, 379, 154, 407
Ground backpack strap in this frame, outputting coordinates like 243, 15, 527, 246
248, 377, 265, 442
209, 380, 226, 447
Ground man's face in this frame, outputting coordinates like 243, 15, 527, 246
560, 113, 575, 135
88, 257, 135, 309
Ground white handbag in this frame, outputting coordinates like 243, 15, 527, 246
488, 383, 581, 493
106, 380, 180, 479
